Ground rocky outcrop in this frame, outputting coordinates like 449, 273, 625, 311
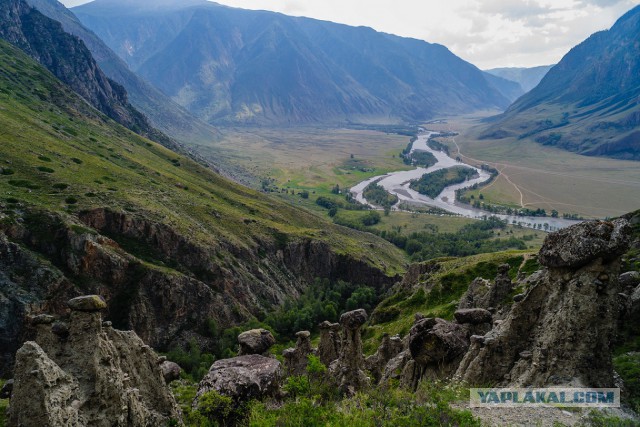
195, 355, 282, 405
283, 331, 315, 377
317, 321, 341, 366
160, 360, 182, 383
456, 219, 631, 387
8, 295, 181, 426
365, 333, 403, 383
457, 263, 514, 315
1, 207, 398, 372
329, 309, 370, 395
237, 329, 275, 356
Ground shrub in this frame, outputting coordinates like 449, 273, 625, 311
65, 196, 78, 205
284, 376, 310, 398
37, 166, 55, 173
52, 183, 69, 190
71, 158, 83, 164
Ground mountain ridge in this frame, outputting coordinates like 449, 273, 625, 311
73, 0, 511, 125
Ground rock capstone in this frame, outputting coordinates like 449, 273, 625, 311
66, 295, 107, 312
160, 361, 182, 383
454, 308, 492, 325
237, 329, 276, 356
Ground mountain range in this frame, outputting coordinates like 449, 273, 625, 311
72, 0, 513, 125
480, 6, 640, 160
484, 65, 553, 93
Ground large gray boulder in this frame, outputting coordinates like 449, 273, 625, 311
237, 329, 276, 356
195, 355, 282, 404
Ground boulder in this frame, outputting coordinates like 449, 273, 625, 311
538, 219, 630, 269
0, 379, 13, 399
454, 308, 492, 325
317, 321, 341, 366
237, 329, 276, 356
66, 295, 107, 312
619, 271, 640, 288
409, 318, 469, 366
160, 361, 182, 383
195, 355, 281, 404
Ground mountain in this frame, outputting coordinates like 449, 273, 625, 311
0, 0, 180, 148
21, 0, 220, 145
72, 0, 511, 125
480, 6, 640, 160
0, 37, 405, 374
484, 65, 553, 93
482, 71, 525, 102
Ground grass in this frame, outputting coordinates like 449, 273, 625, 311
363, 250, 532, 354
425, 114, 640, 219
0, 39, 407, 277
0, 379, 6, 427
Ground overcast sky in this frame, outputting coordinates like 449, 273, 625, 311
60, 0, 640, 69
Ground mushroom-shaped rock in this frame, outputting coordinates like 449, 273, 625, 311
409, 318, 469, 366
160, 361, 182, 383
195, 355, 281, 404
454, 308, 492, 325
340, 309, 367, 329
237, 329, 276, 356
67, 295, 107, 312
330, 309, 370, 395
318, 321, 341, 366
538, 219, 630, 269
283, 331, 315, 376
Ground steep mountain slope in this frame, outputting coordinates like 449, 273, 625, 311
0, 38, 406, 374
73, 0, 511, 125
481, 6, 640, 160
484, 65, 553, 93
482, 72, 524, 102
0, 0, 177, 147
24, 0, 220, 145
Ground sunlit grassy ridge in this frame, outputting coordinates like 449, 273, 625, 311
0, 39, 406, 274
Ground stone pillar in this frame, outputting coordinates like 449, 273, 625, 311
318, 321, 340, 366
329, 309, 370, 395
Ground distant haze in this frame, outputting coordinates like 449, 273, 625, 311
60, 0, 640, 69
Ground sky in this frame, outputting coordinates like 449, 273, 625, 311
60, 0, 640, 69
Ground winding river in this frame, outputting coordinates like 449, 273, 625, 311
350, 131, 581, 231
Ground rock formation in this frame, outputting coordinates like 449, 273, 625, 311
195, 355, 282, 405
283, 331, 315, 377
329, 309, 370, 395
457, 263, 514, 317
8, 295, 182, 426
317, 321, 341, 366
456, 219, 631, 387
365, 333, 403, 383
237, 329, 276, 356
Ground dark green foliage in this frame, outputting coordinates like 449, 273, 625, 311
166, 340, 215, 382
37, 166, 55, 173
264, 278, 381, 337
64, 196, 78, 204
52, 183, 68, 190
361, 211, 381, 226
0, 168, 15, 175
410, 166, 477, 198
316, 196, 338, 210
8, 180, 39, 189
363, 182, 398, 209
71, 157, 83, 164
520, 257, 541, 276
408, 150, 437, 168
613, 353, 640, 412
38, 155, 52, 162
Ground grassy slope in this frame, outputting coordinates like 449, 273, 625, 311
0, 39, 406, 275
426, 116, 640, 219
363, 250, 534, 353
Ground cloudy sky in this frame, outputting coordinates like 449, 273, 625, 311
60, 0, 640, 69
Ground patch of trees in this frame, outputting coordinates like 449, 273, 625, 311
363, 182, 398, 209
410, 166, 478, 198
427, 137, 450, 155
405, 150, 437, 167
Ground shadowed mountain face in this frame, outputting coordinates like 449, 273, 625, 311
73, 0, 511, 125
0, 0, 178, 146
481, 6, 640, 160
23, 0, 220, 145
484, 65, 553, 93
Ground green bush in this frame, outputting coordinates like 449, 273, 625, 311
37, 166, 54, 173
65, 196, 78, 204
284, 376, 311, 398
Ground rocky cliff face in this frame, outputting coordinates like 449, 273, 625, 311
8, 296, 181, 426
456, 219, 631, 387
0, 207, 398, 376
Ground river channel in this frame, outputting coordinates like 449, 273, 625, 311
350, 131, 581, 231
